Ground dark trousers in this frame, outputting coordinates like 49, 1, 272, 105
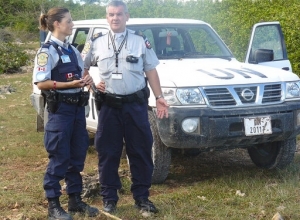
95, 102, 153, 202
43, 102, 89, 198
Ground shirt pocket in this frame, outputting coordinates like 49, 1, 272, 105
125, 51, 143, 74
97, 51, 115, 78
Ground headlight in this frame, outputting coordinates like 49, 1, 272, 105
176, 88, 205, 105
286, 82, 300, 99
162, 88, 180, 105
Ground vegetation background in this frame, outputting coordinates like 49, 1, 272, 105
1, 0, 300, 74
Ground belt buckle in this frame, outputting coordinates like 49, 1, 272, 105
115, 96, 123, 102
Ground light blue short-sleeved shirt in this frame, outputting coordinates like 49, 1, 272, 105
32, 36, 83, 93
83, 28, 159, 95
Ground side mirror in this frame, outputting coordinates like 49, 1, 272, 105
253, 49, 274, 63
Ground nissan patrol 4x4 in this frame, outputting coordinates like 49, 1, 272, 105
31, 18, 300, 184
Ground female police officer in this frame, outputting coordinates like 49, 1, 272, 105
32, 7, 98, 219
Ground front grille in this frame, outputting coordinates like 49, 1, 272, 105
204, 88, 236, 106
262, 84, 281, 103
203, 83, 282, 107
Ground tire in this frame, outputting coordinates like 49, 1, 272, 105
148, 111, 171, 184
247, 138, 296, 169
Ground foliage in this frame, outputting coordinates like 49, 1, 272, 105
2, 0, 300, 74
0, 42, 29, 74
0, 29, 12, 42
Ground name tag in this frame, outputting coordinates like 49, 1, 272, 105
61, 55, 71, 63
112, 72, 122, 79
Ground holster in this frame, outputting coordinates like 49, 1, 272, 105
90, 84, 104, 111
42, 90, 58, 114
78, 91, 90, 107
94, 91, 104, 111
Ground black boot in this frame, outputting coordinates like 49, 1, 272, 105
68, 193, 99, 217
48, 197, 73, 220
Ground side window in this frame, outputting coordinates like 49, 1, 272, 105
142, 29, 155, 51
68, 28, 90, 53
245, 22, 291, 71
250, 25, 283, 61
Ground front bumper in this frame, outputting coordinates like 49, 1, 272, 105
156, 101, 300, 150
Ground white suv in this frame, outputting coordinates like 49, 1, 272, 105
31, 18, 300, 184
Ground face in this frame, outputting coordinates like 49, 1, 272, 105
106, 5, 129, 33
54, 12, 74, 37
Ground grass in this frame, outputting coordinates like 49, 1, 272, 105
1, 64, 300, 219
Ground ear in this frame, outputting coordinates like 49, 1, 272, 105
53, 20, 60, 29
126, 13, 130, 22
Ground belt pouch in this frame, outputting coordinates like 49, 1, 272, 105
60, 93, 80, 104
105, 93, 123, 108
135, 90, 146, 104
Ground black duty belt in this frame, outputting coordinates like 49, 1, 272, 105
57, 92, 81, 104
104, 88, 148, 109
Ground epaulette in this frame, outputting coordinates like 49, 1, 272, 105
41, 41, 52, 49
81, 32, 105, 55
91, 32, 104, 41
134, 30, 152, 49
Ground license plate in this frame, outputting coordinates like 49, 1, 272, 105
244, 116, 272, 136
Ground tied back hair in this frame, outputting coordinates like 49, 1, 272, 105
39, 7, 69, 32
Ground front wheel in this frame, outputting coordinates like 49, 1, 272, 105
247, 138, 296, 169
148, 111, 171, 184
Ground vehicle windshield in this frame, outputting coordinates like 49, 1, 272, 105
128, 24, 233, 60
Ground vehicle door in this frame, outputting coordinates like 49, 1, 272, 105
245, 21, 292, 72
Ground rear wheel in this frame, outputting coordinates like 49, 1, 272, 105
247, 138, 296, 169
148, 111, 171, 184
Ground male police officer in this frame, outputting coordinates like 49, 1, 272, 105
82, 0, 169, 214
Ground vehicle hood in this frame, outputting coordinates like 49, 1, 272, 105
156, 58, 299, 87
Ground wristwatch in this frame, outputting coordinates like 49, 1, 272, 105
156, 94, 164, 100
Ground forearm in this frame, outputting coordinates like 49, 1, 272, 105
36, 80, 77, 90
145, 69, 163, 98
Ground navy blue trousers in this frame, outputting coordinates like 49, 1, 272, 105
95, 102, 153, 202
43, 102, 89, 198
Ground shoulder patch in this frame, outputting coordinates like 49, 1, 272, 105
82, 42, 91, 55
37, 52, 49, 66
134, 30, 152, 49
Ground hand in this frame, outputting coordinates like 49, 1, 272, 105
96, 81, 106, 93
156, 98, 169, 119
82, 74, 94, 86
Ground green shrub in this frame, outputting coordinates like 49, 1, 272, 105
0, 42, 29, 74
0, 29, 12, 42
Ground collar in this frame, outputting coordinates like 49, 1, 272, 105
110, 29, 127, 39
50, 36, 69, 49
